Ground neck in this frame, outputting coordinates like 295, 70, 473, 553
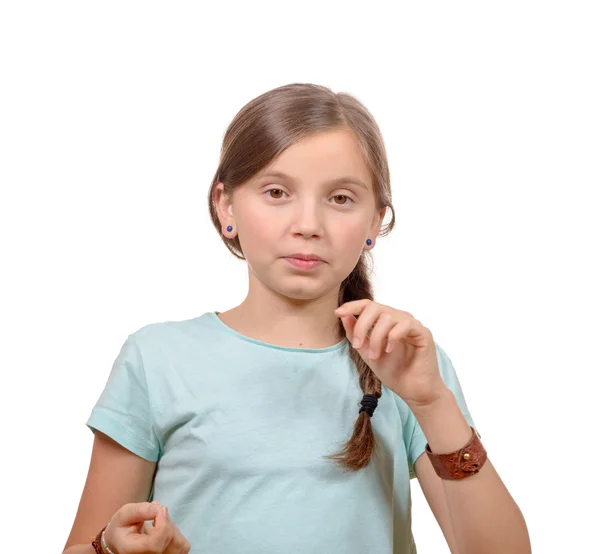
218, 272, 344, 350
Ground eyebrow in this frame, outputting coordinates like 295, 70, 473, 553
256, 170, 369, 191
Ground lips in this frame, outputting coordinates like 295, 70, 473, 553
283, 257, 324, 270
284, 253, 325, 262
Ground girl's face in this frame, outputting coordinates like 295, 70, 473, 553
216, 129, 386, 302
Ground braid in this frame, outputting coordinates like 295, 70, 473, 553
325, 254, 382, 471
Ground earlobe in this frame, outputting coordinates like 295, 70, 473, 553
214, 182, 237, 238
224, 198, 235, 236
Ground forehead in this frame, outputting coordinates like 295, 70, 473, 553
258, 129, 372, 188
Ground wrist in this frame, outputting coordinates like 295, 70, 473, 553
101, 527, 117, 554
91, 525, 107, 554
409, 386, 473, 454
405, 384, 452, 418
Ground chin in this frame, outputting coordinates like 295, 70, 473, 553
250, 261, 345, 301
270, 281, 321, 300
274, 275, 343, 302
280, 288, 325, 301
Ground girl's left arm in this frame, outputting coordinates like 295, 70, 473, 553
412, 387, 532, 554
335, 299, 532, 554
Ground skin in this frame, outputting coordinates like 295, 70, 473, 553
213, 128, 386, 349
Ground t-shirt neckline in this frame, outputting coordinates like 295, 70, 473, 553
208, 311, 348, 354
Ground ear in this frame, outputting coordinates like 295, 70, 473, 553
369, 207, 387, 244
213, 182, 234, 228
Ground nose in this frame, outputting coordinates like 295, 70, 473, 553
289, 197, 324, 238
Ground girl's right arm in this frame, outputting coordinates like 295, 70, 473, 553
62, 547, 95, 554
62, 546, 96, 554
62, 430, 157, 553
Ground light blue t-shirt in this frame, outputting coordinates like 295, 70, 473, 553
87, 311, 477, 553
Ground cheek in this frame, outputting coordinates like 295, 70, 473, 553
327, 220, 369, 274
332, 219, 368, 249
236, 208, 278, 255
244, 217, 272, 239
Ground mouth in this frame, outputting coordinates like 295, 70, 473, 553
284, 253, 325, 262
283, 254, 325, 271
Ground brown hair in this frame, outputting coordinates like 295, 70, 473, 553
207, 83, 396, 471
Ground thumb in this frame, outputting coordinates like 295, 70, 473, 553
340, 314, 357, 342
340, 314, 371, 356
116, 502, 163, 526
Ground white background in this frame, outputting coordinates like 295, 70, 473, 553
1, 1, 598, 552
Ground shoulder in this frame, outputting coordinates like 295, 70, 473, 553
131, 312, 214, 349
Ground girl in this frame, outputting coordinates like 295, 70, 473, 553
63, 83, 530, 554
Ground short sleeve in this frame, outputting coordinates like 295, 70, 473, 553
86, 334, 161, 462
401, 342, 480, 479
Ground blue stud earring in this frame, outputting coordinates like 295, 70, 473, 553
366, 239, 372, 246
226, 225, 233, 232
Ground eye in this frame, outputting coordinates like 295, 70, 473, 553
266, 189, 287, 199
332, 194, 352, 205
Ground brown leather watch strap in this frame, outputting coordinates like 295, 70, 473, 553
425, 426, 487, 480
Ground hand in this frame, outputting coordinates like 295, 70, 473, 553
104, 501, 191, 554
335, 299, 447, 408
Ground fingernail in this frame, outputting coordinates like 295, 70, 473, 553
352, 337, 361, 349
368, 350, 376, 359
385, 342, 393, 353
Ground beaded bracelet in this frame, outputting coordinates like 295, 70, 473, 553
101, 527, 117, 554
91, 525, 107, 554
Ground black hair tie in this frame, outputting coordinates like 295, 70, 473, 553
359, 394, 379, 417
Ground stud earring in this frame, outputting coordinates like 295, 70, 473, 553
226, 225, 233, 233
366, 239, 373, 246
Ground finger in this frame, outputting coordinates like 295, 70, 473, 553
163, 522, 192, 554
145, 506, 174, 552
340, 314, 372, 358
116, 502, 162, 526
335, 299, 372, 317
385, 319, 428, 353
339, 314, 357, 342
383, 322, 407, 354
350, 302, 381, 350
366, 312, 397, 360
